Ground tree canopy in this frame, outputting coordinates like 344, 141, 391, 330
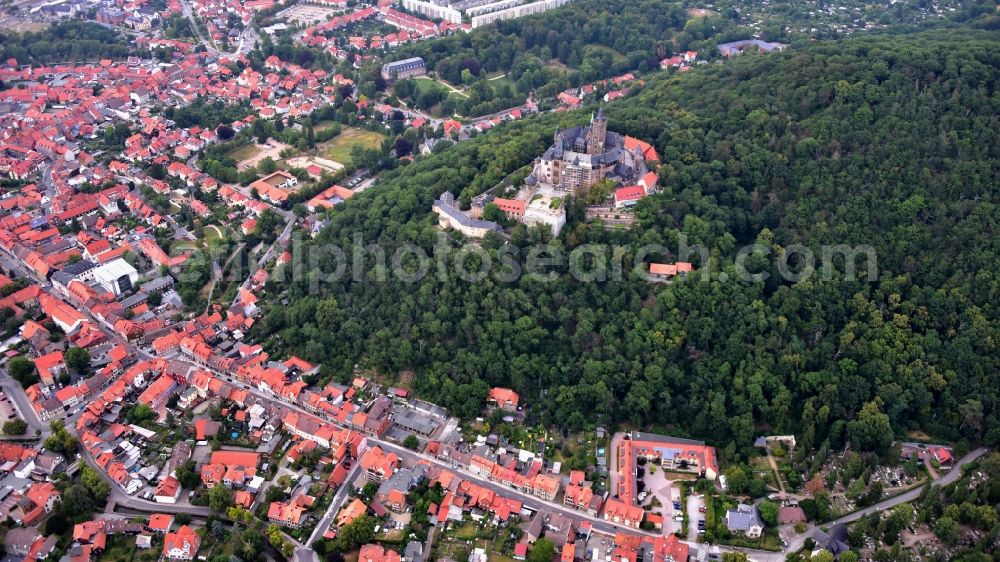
253, 29, 1000, 457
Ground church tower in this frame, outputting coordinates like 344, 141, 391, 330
587, 106, 607, 155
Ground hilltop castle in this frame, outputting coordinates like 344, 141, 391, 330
529, 108, 655, 192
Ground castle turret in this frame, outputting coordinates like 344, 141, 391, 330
587, 106, 607, 155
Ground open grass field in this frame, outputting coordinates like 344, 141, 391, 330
226, 143, 260, 162
205, 224, 224, 243
315, 120, 340, 131
584, 44, 629, 64
543, 58, 574, 73
487, 74, 516, 93
170, 240, 199, 254
416, 75, 469, 98
321, 127, 385, 165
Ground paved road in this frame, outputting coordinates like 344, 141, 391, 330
201, 367, 667, 539
178, 0, 258, 56
0, 368, 47, 435
307, 462, 362, 546
78, 443, 215, 516
178, 0, 217, 52
828, 447, 989, 526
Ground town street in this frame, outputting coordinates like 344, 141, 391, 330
0, 367, 47, 435
307, 462, 362, 547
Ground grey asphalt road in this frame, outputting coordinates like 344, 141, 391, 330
307, 462, 362, 546
78, 443, 214, 517
0, 369, 46, 435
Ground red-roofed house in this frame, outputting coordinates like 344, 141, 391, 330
148, 513, 174, 533
648, 262, 694, 281
33, 351, 65, 386
138, 374, 177, 411
337, 498, 367, 527
359, 446, 398, 482
487, 387, 519, 412
163, 525, 200, 560
155, 476, 182, 504
267, 501, 307, 528
614, 185, 645, 209
358, 544, 401, 562
603, 497, 643, 528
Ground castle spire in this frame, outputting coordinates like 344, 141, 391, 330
586, 105, 607, 155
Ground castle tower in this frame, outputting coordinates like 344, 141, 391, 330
587, 106, 607, 155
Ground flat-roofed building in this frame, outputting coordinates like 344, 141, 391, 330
92, 259, 138, 296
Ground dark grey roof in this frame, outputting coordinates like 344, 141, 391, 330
392, 406, 440, 435
404, 541, 424, 562
377, 465, 427, 498
630, 432, 707, 446
727, 503, 763, 532
383, 57, 426, 72
811, 524, 850, 556
433, 192, 502, 233
140, 276, 174, 293
50, 271, 76, 288
119, 292, 149, 309
62, 259, 99, 276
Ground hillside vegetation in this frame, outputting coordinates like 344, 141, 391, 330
253, 29, 1000, 460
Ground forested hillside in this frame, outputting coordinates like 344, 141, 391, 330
253, 30, 1000, 461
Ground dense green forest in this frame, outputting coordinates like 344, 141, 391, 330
385, 0, 1000, 93
0, 20, 137, 65
252, 29, 1000, 459
389, 0, 693, 91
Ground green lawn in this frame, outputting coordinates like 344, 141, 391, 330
321, 127, 385, 166
487, 75, 517, 95
204, 224, 224, 244
414, 76, 448, 95
97, 535, 160, 562
315, 120, 340, 132
170, 239, 199, 254
453, 521, 479, 540
415, 76, 469, 98
584, 44, 629, 64
226, 143, 260, 162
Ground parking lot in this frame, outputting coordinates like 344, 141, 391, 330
688, 492, 706, 541
277, 4, 341, 25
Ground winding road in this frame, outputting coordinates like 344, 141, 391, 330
828, 447, 988, 526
